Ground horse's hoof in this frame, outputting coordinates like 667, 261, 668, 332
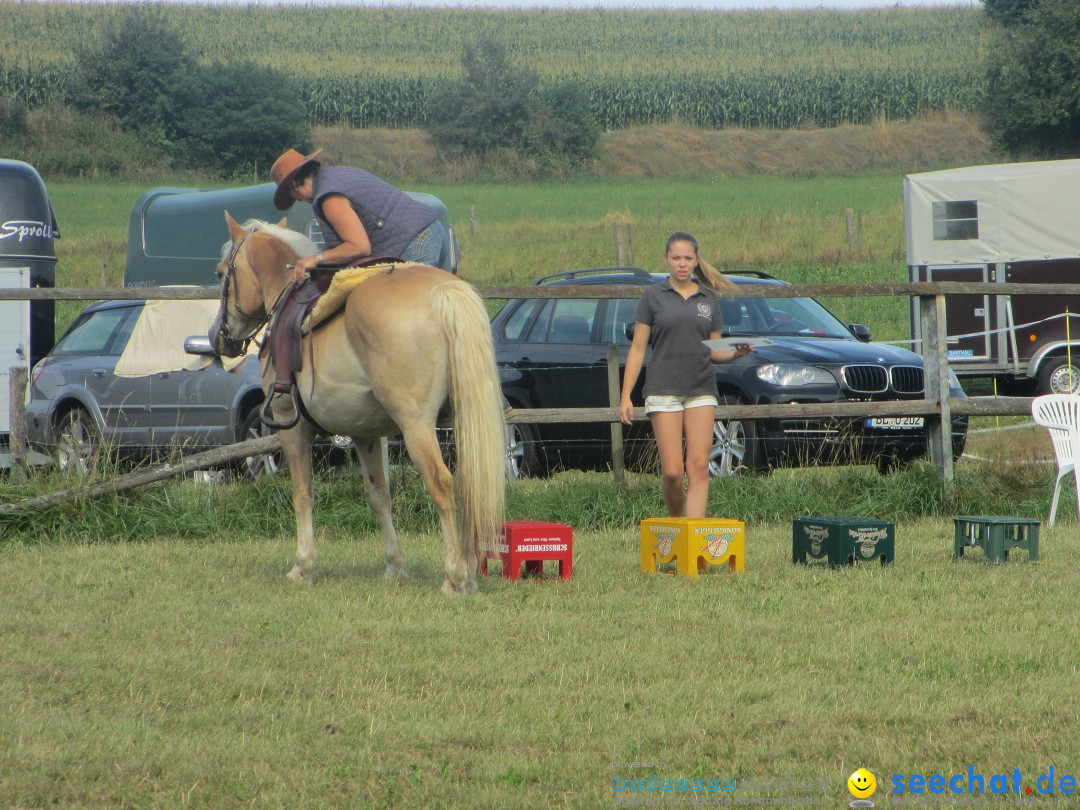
441, 578, 466, 596
383, 563, 411, 581
463, 577, 479, 593
286, 566, 312, 585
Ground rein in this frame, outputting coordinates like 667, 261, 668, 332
217, 231, 293, 356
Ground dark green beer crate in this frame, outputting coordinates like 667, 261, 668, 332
953, 516, 1039, 563
793, 516, 895, 567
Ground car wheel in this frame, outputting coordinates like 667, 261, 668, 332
238, 407, 284, 479
709, 394, 763, 477
1038, 357, 1080, 395
505, 422, 548, 479
53, 407, 101, 476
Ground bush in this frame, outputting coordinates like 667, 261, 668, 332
427, 39, 599, 176
72, 7, 197, 151
984, 0, 1080, 156
2, 104, 167, 178
178, 60, 311, 176
0, 93, 27, 138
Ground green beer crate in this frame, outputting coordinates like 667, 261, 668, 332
793, 516, 895, 567
953, 516, 1039, 563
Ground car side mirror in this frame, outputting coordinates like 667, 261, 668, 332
184, 335, 217, 356
624, 322, 636, 341
848, 324, 872, 343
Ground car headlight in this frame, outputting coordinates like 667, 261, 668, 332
756, 363, 836, 387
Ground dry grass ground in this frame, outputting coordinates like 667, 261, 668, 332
315, 111, 1002, 185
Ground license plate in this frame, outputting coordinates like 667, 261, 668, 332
866, 417, 924, 429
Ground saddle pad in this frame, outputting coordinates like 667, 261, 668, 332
308, 262, 420, 328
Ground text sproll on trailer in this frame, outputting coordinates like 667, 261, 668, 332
905, 159, 1080, 395
0, 159, 57, 434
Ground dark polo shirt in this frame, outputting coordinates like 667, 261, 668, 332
635, 279, 723, 398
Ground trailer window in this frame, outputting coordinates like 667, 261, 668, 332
932, 200, 979, 241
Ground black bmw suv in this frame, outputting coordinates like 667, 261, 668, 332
493, 268, 967, 477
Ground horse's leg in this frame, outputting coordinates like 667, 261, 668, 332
353, 436, 408, 579
279, 421, 318, 584
399, 423, 471, 595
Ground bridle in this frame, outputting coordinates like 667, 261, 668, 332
216, 231, 269, 357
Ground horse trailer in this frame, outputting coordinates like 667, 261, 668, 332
906, 159, 1080, 394
124, 182, 459, 287
0, 158, 57, 450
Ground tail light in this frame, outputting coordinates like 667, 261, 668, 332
30, 357, 49, 387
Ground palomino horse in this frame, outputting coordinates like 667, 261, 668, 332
209, 214, 506, 594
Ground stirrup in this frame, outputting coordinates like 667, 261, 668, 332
260, 389, 302, 430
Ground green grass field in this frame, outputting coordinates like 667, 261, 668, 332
1, 508, 1075, 808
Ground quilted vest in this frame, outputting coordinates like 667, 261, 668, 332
311, 166, 438, 257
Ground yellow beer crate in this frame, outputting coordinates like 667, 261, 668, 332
640, 518, 745, 576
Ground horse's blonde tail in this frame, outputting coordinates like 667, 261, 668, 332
429, 280, 507, 567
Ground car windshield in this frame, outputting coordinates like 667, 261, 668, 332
720, 294, 853, 339
497, 281, 857, 346
52, 305, 140, 356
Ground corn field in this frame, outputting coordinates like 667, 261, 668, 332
0, 3, 987, 130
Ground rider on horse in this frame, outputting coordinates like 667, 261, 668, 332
270, 148, 447, 286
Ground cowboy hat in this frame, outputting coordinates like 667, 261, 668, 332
270, 147, 323, 210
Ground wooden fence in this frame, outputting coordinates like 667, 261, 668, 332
2, 280, 1057, 482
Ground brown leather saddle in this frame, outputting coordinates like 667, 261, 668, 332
259, 256, 402, 430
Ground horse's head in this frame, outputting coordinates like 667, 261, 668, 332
209, 212, 315, 357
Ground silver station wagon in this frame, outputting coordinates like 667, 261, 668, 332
24, 297, 280, 476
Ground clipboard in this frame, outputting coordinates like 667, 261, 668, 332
702, 337, 774, 351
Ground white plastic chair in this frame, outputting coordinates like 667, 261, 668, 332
1030, 394, 1080, 526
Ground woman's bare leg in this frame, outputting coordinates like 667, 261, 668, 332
650, 411, 688, 517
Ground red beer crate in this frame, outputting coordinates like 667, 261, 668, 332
481, 521, 573, 581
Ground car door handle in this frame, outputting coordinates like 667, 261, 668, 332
92, 369, 106, 378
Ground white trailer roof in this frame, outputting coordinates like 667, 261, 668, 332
904, 159, 1080, 266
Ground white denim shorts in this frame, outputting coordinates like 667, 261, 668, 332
644, 394, 719, 414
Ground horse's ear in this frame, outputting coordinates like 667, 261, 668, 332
277, 217, 287, 229
224, 211, 245, 242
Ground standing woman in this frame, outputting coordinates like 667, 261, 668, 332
269, 148, 448, 283
619, 233, 752, 518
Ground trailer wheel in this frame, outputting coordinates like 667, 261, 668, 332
1038, 358, 1080, 395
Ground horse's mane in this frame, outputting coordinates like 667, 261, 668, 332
219, 218, 318, 262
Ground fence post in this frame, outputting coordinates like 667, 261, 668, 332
607, 344, 625, 484
919, 293, 954, 480
615, 222, 626, 265
7, 366, 31, 481
844, 209, 857, 254
470, 206, 478, 236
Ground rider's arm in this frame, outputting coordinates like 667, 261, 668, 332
292, 194, 372, 279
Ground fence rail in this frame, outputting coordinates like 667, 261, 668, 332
7, 279, 1064, 480
4, 280, 1080, 301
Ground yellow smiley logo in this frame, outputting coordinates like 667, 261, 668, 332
848, 768, 877, 799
